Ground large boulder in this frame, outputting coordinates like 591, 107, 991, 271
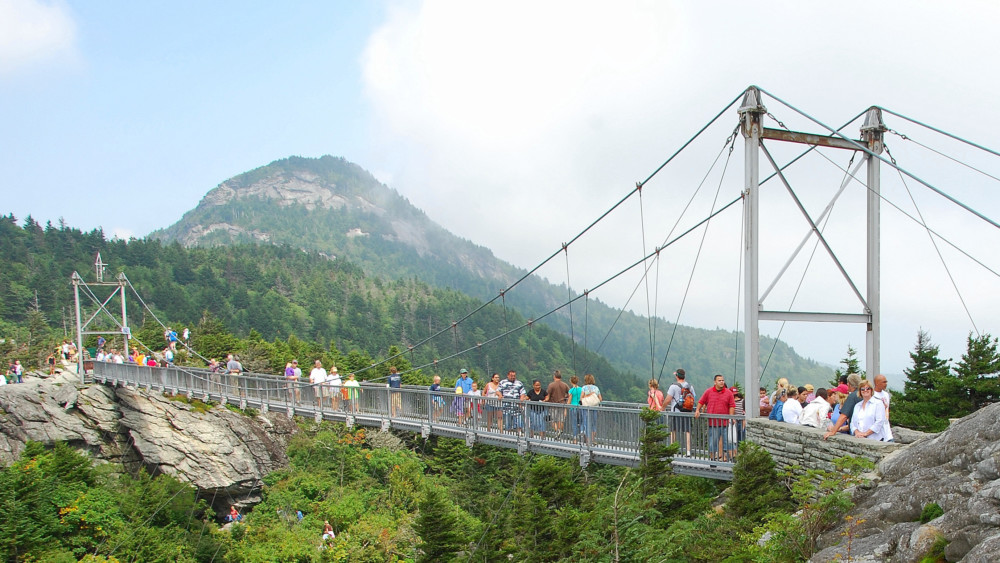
0, 371, 298, 511
811, 402, 1000, 562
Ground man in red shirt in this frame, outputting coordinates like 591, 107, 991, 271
695, 374, 736, 461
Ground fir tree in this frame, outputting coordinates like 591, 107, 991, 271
830, 344, 865, 387
953, 332, 1000, 411
414, 484, 465, 562
892, 330, 957, 432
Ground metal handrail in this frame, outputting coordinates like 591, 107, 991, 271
91, 361, 737, 477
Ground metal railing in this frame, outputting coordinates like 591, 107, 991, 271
91, 362, 737, 479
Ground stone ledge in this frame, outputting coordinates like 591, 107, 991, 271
747, 418, 902, 475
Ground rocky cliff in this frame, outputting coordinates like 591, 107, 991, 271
0, 370, 298, 511
811, 401, 1000, 562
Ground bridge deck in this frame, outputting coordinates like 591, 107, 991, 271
91, 362, 735, 480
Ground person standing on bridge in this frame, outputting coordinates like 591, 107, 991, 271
580, 374, 602, 445
526, 379, 548, 438
695, 374, 736, 462
456, 368, 473, 424
328, 366, 342, 411
666, 369, 696, 456
286, 362, 301, 403
309, 360, 326, 408
387, 367, 402, 417
345, 372, 360, 413
546, 370, 570, 435
498, 370, 527, 433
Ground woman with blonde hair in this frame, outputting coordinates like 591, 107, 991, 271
851, 380, 888, 441
580, 374, 602, 444
770, 378, 789, 407
647, 379, 665, 411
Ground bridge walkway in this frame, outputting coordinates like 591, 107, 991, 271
91, 362, 736, 480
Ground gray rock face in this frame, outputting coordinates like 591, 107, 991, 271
811, 402, 1000, 562
0, 371, 298, 510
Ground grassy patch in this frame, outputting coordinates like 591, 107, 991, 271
163, 392, 216, 413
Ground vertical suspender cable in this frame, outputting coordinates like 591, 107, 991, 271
563, 245, 578, 375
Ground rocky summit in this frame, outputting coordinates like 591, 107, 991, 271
0, 370, 298, 512
812, 401, 1000, 562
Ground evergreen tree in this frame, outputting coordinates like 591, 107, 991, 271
892, 330, 957, 432
902, 330, 951, 399
953, 332, 1000, 411
414, 484, 464, 562
638, 407, 675, 498
830, 344, 865, 387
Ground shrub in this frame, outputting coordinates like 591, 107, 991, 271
920, 502, 944, 523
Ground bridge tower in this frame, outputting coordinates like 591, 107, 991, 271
71, 253, 131, 382
739, 86, 886, 415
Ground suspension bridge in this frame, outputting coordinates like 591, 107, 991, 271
72, 86, 999, 481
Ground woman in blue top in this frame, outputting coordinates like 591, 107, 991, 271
580, 374, 602, 445
568, 375, 582, 441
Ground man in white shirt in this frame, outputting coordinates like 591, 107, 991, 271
782, 387, 803, 424
872, 374, 894, 442
800, 388, 833, 428
309, 360, 327, 408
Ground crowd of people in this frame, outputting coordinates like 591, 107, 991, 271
759, 373, 893, 443
419, 368, 606, 444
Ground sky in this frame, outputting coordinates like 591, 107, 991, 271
3, 0, 999, 385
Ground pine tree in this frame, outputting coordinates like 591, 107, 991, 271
830, 344, 865, 386
638, 407, 675, 497
953, 332, 1000, 411
414, 484, 464, 562
902, 330, 951, 400
892, 330, 957, 431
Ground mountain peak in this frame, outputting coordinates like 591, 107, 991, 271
201, 155, 377, 212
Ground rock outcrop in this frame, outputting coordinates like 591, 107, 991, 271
811, 402, 1000, 562
0, 371, 298, 510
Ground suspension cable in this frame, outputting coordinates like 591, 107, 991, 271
878, 106, 1000, 160
758, 87, 1000, 231
885, 142, 980, 336
402, 199, 743, 377
655, 130, 739, 385
887, 128, 1000, 184
563, 245, 578, 375
637, 185, 655, 381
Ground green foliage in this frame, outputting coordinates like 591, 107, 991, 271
0, 441, 220, 563
414, 484, 465, 562
894, 330, 1000, 432
920, 502, 944, 523
953, 332, 1000, 411
728, 442, 792, 523
831, 344, 865, 387
919, 536, 948, 563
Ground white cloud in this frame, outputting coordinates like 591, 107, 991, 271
0, 0, 77, 74
361, 1, 1000, 373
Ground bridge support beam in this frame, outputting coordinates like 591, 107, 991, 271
739, 87, 766, 416
739, 89, 886, 405
862, 107, 886, 379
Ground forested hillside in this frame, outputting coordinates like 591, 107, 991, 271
0, 214, 641, 399
1, 421, 871, 562
149, 155, 833, 390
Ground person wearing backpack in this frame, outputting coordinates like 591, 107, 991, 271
666, 369, 696, 456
